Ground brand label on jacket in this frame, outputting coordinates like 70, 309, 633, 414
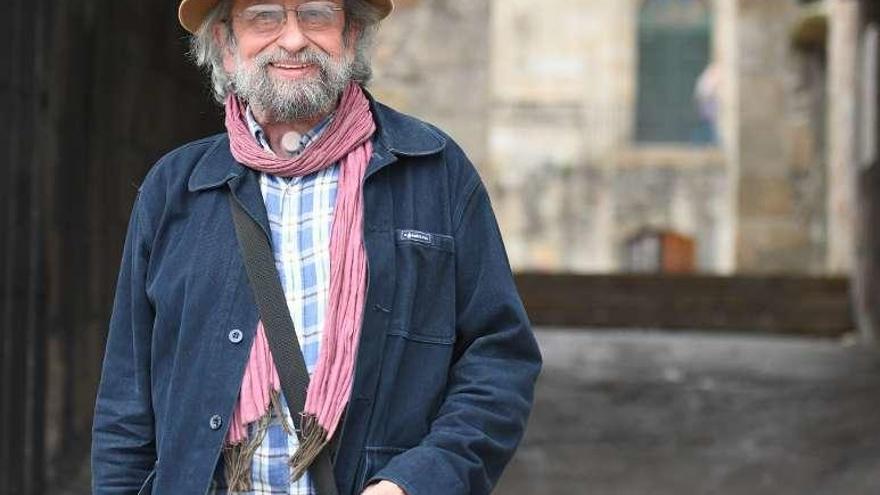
398, 229, 434, 245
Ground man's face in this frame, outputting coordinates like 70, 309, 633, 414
217, 0, 356, 122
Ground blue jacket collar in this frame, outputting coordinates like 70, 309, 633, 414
188, 92, 446, 193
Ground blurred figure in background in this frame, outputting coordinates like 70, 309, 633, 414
695, 61, 721, 144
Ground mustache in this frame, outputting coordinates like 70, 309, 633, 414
254, 48, 332, 69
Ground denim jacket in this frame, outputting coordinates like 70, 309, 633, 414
91, 97, 542, 495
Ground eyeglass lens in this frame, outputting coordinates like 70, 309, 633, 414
240, 2, 340, 35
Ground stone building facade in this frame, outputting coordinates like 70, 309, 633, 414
369, 0, 491, 174
829, 0, 880, 342
371, 0, 839, 275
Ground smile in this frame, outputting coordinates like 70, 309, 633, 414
269, 62, 314, 70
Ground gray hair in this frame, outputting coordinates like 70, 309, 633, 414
189, 0, 383, 103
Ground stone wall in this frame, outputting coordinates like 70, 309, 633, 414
369, 0, 491, 177
732, 0, 829, 273
612, 150, 731, 271
827, 0, 861, 274
485, 0, 737, 273
848, 0, 880, 343
370, 0, 839, 275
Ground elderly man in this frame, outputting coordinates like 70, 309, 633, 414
91, 0, 541, 494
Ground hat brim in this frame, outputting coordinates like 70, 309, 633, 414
178, 0, 393, 34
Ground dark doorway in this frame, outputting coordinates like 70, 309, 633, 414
0, 1, 222, 492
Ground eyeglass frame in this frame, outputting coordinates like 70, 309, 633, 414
225, 2, 345, 37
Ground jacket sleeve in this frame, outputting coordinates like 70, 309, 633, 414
369, 178, 543, 495
91, 192, 157, 494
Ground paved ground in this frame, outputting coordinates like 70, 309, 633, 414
60, 329, 880, 494
495, 329, 880, 495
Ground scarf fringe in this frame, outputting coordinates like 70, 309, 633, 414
224, 391, 289, 491
290, 413, 330, 482
224, 393, 331, 488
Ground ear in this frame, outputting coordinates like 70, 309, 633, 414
213, 22, 236, 74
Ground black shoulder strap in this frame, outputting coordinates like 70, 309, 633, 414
228, 192, 339, 495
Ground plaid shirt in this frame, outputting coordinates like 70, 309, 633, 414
210, 109, 337, 495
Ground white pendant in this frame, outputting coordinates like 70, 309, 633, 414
281, 131, 303, 155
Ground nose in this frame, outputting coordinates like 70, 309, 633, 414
274, 12, 309, 53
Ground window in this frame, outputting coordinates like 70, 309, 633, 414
635, 0, 714, 145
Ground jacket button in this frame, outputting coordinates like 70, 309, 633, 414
228, 329, 243, 344
209, 415, 223, 430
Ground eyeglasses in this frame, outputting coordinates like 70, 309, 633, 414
232, 2, 343, 36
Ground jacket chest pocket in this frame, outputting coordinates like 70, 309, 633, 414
390, 229, 456, 344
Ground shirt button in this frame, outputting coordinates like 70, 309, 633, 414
209, 415, 223, 431
228, 329, 243, 344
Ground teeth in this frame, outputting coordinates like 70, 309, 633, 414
273, 63, 307, 69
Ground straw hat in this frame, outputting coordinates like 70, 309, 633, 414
178, 0, 394, 34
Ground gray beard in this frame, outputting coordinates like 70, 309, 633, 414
231, 47, 352, 122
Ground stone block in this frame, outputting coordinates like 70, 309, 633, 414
737, 177, 797, 217
736, 220, 814, 272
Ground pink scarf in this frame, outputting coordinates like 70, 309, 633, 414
222, 82, 374, 487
